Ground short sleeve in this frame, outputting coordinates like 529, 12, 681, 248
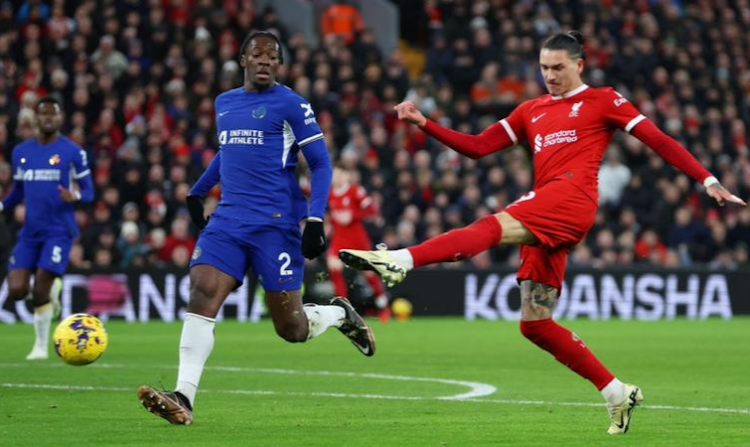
286, 95, 324, 147
601, 88, 646, 133
501, 100, 532, 144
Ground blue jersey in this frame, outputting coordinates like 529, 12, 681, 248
212, 85, 328, 226
4, 136, 92, 238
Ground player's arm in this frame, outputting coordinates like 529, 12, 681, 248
300, 137, 332, 258
60, 148, 94, 203
187, 151, 221, 230
353, 186, 376, 220
190, 151, 221, 197
289, 97, 331, 259
394, 101, 518, 159
630, 120, 746, 206
0, 153, 25, 213
606, 88, 745, 207
0, 182, 24, 213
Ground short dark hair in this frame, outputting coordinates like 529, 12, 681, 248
541, 30, 587, 60
36, 96, 62, 110
239, 30, 283, 63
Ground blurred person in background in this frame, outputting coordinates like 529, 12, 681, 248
327, 165, 391, 321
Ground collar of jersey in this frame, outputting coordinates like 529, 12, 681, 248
550, 84, 589, 100
333, 183, 351, 196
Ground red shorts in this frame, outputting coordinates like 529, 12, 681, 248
504, 179, 596, 291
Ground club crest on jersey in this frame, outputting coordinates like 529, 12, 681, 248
569, 101, 583, 118
49, 154, 61, 165
252, 105, 267, 119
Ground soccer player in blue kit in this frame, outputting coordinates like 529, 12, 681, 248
137, 31, 376, 425
1, 97, 94, 360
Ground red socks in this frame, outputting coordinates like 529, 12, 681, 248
364, 272, 385, 297
329, 269, 348, 297
409, 215, 503, 268
330, 270, 385, 298
520, 319, 615, 390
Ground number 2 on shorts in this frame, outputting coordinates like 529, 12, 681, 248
278, 252, 293, 276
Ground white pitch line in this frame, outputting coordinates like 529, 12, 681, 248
0, 362, 497, 400
2, 382, 750, 415
469, 398, 750, 415
207, 365, 497, 400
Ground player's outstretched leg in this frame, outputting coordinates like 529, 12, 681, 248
137, 385, 194, 425
329, 297, 376, 356
340, 215, 504, 287
606, 383, 644, 435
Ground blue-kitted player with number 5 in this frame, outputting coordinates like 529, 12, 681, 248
0, 96, 94, 360
137, 31, 376, 426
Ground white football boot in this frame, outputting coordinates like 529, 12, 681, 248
338, 246, 407, 287
607, 383, 644, 434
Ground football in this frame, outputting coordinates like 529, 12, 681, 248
53, 314, 108, 366
391, 298, 413, 322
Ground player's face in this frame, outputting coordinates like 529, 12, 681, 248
539, 49, 584, 96
332, 167, 350, 188
241, 36, 281, 90
36, 102, 63, 134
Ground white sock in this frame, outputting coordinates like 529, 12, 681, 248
374, 294, 389, 309
303, 304, 345, 340
175, 313, 216, 407
600, 378, 625, 405
32, 304, 53, 351
390, 249, 414, 270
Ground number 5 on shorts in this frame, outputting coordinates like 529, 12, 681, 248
52, 246, 62, 263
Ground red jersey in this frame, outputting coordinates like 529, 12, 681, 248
501, 85, 644, 202
328, 183, 375, 250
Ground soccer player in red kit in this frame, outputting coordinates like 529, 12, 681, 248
340, 31, 747, 435
327, 165, 390, 321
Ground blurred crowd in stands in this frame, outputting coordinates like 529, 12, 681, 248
0, 0, 749, 273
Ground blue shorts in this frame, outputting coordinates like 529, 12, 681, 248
10, 235, 73, 276
190, 219, 304, 291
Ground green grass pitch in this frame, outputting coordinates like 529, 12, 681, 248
1, 318, 749, 446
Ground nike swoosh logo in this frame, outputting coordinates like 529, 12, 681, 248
360, 345, 370, 355
371, 261, 404, 273
615, 413, 625, 429
531, 113, 546, 123
219, 111, 230, 117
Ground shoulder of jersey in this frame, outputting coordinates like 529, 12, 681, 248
590, 86, 618, 97
216, 87, 244, 102
15, 139, 34, 151
278, 84, 307, 102
528, 95, 550, 106
58, 136, 80, 150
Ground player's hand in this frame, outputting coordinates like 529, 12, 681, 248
58, 185, 80, 202
394, 101, 427, 127
186, 195, 209, 230
302, 219, 326, 259
706, 183, 747, 207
